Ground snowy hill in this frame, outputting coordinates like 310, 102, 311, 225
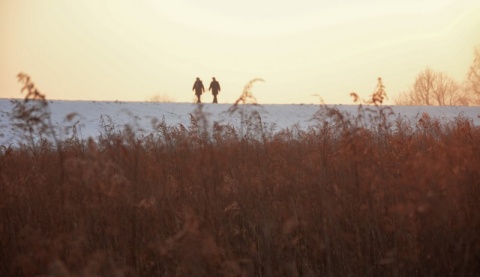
1, 99, 479, 146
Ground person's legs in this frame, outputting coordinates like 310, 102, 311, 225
213, 95, 217, 103
197, 94, 201, 103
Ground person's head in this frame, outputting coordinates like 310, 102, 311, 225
212, 77, 216, 81
196, 77, 200, 80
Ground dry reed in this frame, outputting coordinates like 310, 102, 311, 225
1, 77, 479, 276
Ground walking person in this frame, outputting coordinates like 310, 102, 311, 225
209, 77, 221, 104
192, 77, 205, 103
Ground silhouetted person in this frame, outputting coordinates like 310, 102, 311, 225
209, 77, 221, 103
192, 77, 205, 103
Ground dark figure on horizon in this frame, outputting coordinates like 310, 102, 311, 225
192, 77, 205, 103
209, 77, 221, 104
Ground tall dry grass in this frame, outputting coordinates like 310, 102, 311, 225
1, 77, 480, 276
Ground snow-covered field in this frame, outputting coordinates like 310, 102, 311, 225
1, 99, 479, 146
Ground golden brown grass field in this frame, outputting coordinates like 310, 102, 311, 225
1, 81, 480, 276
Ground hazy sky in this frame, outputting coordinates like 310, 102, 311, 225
1, 0, 479, 104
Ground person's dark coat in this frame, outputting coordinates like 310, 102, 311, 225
193, 79, 205, 96
209, 79, 221, 95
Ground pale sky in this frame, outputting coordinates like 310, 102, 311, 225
1, 0, 479, 104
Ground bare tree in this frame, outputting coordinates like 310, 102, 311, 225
147, 93, 175, 103
466, 46, 480, 105
395, 68, 465, 106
